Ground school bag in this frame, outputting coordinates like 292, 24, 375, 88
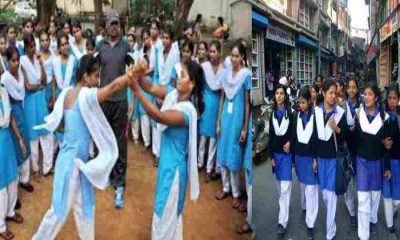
333, 131, 352, 195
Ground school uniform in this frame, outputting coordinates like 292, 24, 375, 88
33, 87, 119, 240
151, 41, 180, 158
151, 89, 199, 240
343, 99, 360, 219
354, 105, 390, 240
269, 106, 293, 229
291, 110, 318, 229
52, 54, 78, 145
129, 48, 152, 147
1, 70, 31, 184
20, 55, 54, 175
69, 38, 87, 61
198, 62, 223, 173
313, 104, 348, 240
217, 67, 251, 198
382, 111, 400, 229
0, 87, 19, 235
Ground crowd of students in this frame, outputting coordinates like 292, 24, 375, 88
0, 13, 252, 240
268, 75, 400, 240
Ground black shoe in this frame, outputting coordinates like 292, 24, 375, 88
303, 209, 306, 215
348, 214, 357, 228
277, 224, 286, 234
370, 222, 377, 235
14, 199, 21, 210
153, 157, 159, 167
394, 210, 398, 220
19, 183, 34, 193
389, 226, 396, 234
307, 228, 314, 240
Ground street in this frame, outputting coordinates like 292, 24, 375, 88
253, 158, 397, 240
7, 141, 250, 240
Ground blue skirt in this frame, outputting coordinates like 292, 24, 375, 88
356, 156, 382, 192
45, 83, 53, 104
0, 127, 18, 190
383, 160, 400, 200
295, 155, 318, 185
317, 157, 336, 192
273, 153, 292, 181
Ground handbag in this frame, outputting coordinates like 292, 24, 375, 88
334, 131, 352, 195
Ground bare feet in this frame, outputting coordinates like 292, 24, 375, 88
0, 230, 14, 240
215, 190, 229, 201
232, 197, 240, 209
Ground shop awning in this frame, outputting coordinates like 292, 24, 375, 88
297, 35, 319, 50
252, 11, 269, 28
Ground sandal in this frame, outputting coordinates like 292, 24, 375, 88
6, 212, 23, 224
215, 190, 229, 201
0, 230, 14, 240
236, 223, 252, 235
232, 197, 240, 209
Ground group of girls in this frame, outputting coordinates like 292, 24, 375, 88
269, 76, 400, 240
0, 16, 253, 240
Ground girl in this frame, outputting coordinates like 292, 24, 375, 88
1, 46, 32, 192
0, 34, 7, 75
215, 42, 251, 209
127, 34, 136, 52
269, 84, 293, 235
313, 79, 348, 240
292, 86, 318, 239
310, 84, 319, 109
32, 55, 146, 240
0, 83, 26, 240
170, 40, 192, 87
198, 40, 223, 182
336, 79, 345, 105
85, 37, 96, 57
20, 34, 54, 178
38, 31, 56, 111
48, 20, 58, 55
383, 83, 400, 235
195, 41, 208, 64
130, 60, 202, 240
130, 28, 152, 149
343, 77, 361, 228
62, 19, 74, 42
355, 82, 391, 240
51, 34, 78, 147
70, 21, 87, 60
151, 29, 180, 166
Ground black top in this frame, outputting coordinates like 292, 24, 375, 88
312, 108, 349, 159
268, 109, 293, 156
385, 114, 400, 160
354, 114, 391, 171
291, 111, 314, 157
96, 36, 131, 102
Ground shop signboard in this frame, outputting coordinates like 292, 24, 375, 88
379, 42, 390, 89
266, 24, 295, 47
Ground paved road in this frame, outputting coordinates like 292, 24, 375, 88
9, 141, 250, 240
253, 158, 399, 240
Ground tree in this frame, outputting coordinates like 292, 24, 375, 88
174, 0, 194, 36
37, 0, 56, 23
94, 0, 104, 32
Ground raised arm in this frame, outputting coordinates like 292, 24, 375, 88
138, 75, 168, 100
97, 74, 130, 103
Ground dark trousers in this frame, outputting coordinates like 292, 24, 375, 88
101, 100, 128, 188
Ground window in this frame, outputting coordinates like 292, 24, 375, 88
296, 47, 313, 86
252, 31, 261, 89
299, 0, 311, 29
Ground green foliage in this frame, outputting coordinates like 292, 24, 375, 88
128, 0, 176, 26
0, 9, 21, 26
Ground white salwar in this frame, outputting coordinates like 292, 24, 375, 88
0, 180, 18, 234
32, 87, 118, 240
32, 166, 94, 240
131, 114, 151, 147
